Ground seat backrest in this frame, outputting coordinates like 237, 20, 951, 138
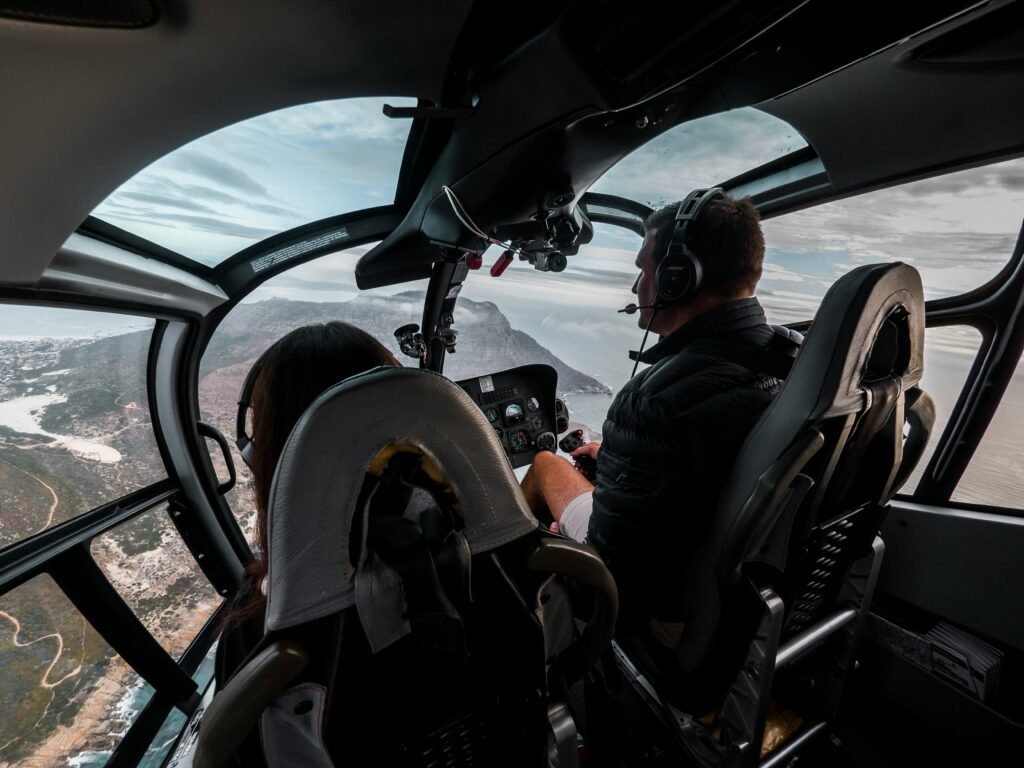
673, 262, 928, 711
197, 367, 617, 767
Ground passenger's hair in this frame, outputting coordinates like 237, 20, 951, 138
643, 194, 765, 296
224, 321, 399, 628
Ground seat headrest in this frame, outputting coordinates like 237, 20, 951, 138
784, 261, 923, 419
264, 367, 538, 632
712, 262, 924, 568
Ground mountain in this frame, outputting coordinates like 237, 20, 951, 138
201, 293, 611, 395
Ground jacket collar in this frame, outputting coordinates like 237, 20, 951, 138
636, 297, 768, 364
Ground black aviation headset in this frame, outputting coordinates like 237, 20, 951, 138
235, 344, 275, 471
625, 187, 727, 376
653, 186, 726, 308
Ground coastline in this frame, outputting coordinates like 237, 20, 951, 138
5, 598, 218, 768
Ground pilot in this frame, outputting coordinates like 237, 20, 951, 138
216, 322, 399, 685
521, 190, 797, 638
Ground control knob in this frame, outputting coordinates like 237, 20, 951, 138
536, 432, 556, 452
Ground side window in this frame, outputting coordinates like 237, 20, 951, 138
198, 244, 426, 542
0, 575, 151, 764
91, 510, 221, 658
757, 159, 1024, 500
953, 351, 1024, 508
0, 305, 165, 547
903, 326, 984, 494
759, 157, 1024, 324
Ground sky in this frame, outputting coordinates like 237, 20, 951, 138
79, 97, 1024, 388
91, 98, 417, 266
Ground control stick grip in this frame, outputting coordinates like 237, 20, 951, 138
558, 429, 585, 454
575, 455, 597, 483
559, 429, 596, 482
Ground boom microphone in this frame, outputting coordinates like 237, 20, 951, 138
618, 303, 659, 314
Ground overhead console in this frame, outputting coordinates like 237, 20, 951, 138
455, 364, 565, 469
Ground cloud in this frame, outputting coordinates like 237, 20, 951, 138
591, 108, 807, 205
92, 98, 417, 260
139, 178, 294, 217
126, 212, 278, 240
992, 167, 1024, 191
165, 150, 269, 197
117, 191, 217, 215
232, 98, 414, 149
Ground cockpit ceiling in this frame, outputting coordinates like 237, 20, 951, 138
0, 0, 474, 285
761, 0, 1024, 198
1, 0, 1016, 293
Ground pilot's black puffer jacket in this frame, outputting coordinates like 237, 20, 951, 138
587, 297, 792, 631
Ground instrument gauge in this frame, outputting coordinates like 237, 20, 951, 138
504, 402, 525, 426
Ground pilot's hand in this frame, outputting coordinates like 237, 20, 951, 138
571, 442, 601, 462
571, 441, 600, 481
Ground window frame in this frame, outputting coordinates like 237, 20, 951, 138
0, 295, 227, 766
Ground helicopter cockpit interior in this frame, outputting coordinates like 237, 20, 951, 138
2, 0, 1024, 766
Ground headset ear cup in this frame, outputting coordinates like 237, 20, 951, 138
656, 246, 702, 305
656, 186, 723, 307
238, 437, 254, 471
236, 343, 275, 474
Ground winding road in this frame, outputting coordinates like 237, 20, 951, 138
0, 609, 84, 754
0, 457, 59, 533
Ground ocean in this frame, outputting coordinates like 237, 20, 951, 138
66, 649, 215, 767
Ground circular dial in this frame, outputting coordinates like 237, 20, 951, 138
504, 402, 525, 426
508, 430, 531, 453
536, 432, 556, 452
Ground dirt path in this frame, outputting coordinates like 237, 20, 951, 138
0, 457, 59, 532
0, 610, 84, 756
0, 610, 80, 689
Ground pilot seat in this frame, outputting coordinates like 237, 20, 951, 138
608, 261, 935, 767
193, 367, 618, 767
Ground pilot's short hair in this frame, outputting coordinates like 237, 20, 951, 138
643, 194, 765, 296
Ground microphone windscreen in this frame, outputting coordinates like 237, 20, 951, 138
618, 303, 638, 314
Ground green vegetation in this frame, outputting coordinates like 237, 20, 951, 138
0, 446, 85, 549
37, 388, 120, 432
0, 576, 121, 765
113, 515, 164, 557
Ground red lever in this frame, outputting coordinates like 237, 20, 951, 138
466, 252, 483, 270
490, 249, 514, 277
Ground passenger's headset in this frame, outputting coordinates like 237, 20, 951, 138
654, 187, 726, 307
235, 344, 276, 471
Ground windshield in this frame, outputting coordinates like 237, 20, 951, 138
198, 244, 428, 544
590, 107, 807, 207
91, 97, 416, 267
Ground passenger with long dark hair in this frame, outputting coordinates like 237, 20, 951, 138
215, 321, 399, 685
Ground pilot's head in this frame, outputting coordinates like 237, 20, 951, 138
634, 194, 764, 334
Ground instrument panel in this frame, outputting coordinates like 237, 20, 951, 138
455, 364, 562, 468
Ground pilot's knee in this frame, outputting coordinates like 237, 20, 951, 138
531, 448, 569, 474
